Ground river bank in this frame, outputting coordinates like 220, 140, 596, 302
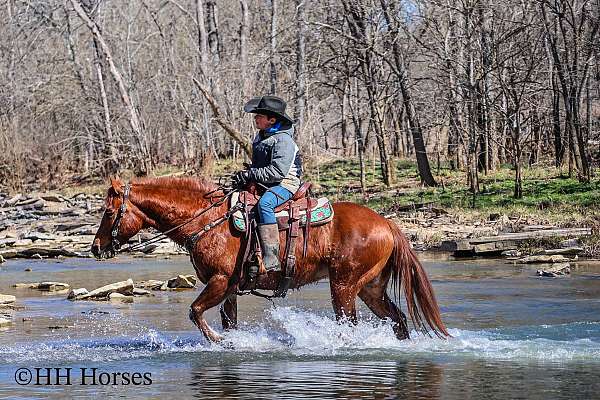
0, 185, 596, 264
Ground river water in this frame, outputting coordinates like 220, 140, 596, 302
1, 254, 599, 399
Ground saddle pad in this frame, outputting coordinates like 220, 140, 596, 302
230, 192, 334, 232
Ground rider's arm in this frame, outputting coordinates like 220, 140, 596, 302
249, 134, 298, 185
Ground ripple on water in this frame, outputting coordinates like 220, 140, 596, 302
1, 307, 599, 364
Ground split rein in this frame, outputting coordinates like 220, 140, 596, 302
108, 183, 238, 256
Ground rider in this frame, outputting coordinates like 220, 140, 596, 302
232, 95, 302, 273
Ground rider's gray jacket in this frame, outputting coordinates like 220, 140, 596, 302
248, 125, 302, 194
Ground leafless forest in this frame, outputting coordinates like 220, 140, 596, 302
0, 0, 599, 197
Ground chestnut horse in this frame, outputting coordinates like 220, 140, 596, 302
92, 176, 449, 342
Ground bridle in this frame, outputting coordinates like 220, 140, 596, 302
108, 183, 131, 256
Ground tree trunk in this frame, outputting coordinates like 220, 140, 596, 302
269, 0, 277, 95
206, 1, 221, 62
379, 0, 436, 186
92, 38, 117, 166
239, 0, 250, 101
195, 0, 208, 77
294, 0, 306, 135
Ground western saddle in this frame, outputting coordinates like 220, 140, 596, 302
232, 182, 333, 298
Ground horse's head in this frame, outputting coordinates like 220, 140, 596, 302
91, 177, 145, 259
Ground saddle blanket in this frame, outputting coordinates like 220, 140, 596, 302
230, 192, 334, 232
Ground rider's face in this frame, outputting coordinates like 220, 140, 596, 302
254, 114, 276, 130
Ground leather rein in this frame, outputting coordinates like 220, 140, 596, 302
107, 183, 235, 255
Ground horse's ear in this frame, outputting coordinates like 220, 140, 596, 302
109, 176, 124, 195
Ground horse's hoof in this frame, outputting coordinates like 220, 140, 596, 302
208, 333, 224, 343
393, 323, 410, 340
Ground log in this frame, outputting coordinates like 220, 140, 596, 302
468, 228, 591, 244
443, 227, 591, 256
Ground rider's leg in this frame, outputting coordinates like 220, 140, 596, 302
257, 185, 293, 272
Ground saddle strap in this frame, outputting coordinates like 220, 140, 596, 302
240, 194, 255, 283
275, 204, 300, 297
303, 190, 311, 258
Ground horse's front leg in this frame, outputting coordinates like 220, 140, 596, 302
220, 293, 237, 330
189, 274, 230, 342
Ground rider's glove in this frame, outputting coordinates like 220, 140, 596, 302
231, 170, 252, 189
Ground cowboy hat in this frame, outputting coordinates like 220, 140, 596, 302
243, 95, 294, 125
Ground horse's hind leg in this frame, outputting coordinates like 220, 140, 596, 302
219, 293, 237, 330
359, 274, 410, 340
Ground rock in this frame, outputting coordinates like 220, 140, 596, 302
0, 317, 11, 327
159, 282, 170, 291
108, 293, 134, 302
37, 282, 70, 291
0, 255, 4, 264
13, 239, 33, 247
32, 254, 43, 260
67, 288, 88, 300
3, 247, 80, 259
24, 267, 31, 271
167, 274, 197, 289
66, 226, 96, 236
542, 247, 584, 256
0, 294, 16, 304
4, 194, 24, 206
36, 282, 71, 292
41, 195, 65, 202
518, 255, 570, 264
17, 200, 46, 210
132, 288, 154, 297
77, 278, 134, 300
13, 283, 37, 289
501, 250, 522, 257
54, 222, 91, 232
15, 197, 41, 207
560, 238, 580, 248
13, 282, 70, 291
488, 213, 501, 221
536, 263, 571, 277
23, 232, 56, 241
0, 238, 17, 247
134, 280, 165, 290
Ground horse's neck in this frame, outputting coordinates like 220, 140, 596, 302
131, 188, 216, 245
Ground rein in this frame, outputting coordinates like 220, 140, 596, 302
109, 183, 236, 254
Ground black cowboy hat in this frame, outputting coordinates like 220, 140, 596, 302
243, 95, 294, 125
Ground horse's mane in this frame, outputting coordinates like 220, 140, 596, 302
130, 176, 217, 193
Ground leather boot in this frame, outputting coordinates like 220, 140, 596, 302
257, 223, 281, 272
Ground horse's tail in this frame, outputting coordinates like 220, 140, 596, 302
387, 220, 450, 338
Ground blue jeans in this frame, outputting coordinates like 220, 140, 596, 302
257, 185, 293, 224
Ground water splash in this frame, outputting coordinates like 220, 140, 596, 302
1, 306, 599, 364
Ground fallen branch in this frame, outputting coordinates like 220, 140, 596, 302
192, 78, 252, 157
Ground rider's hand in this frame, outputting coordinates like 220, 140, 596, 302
231, 170, 252, 189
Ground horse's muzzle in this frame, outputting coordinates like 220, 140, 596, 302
91, 239, 114, 259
